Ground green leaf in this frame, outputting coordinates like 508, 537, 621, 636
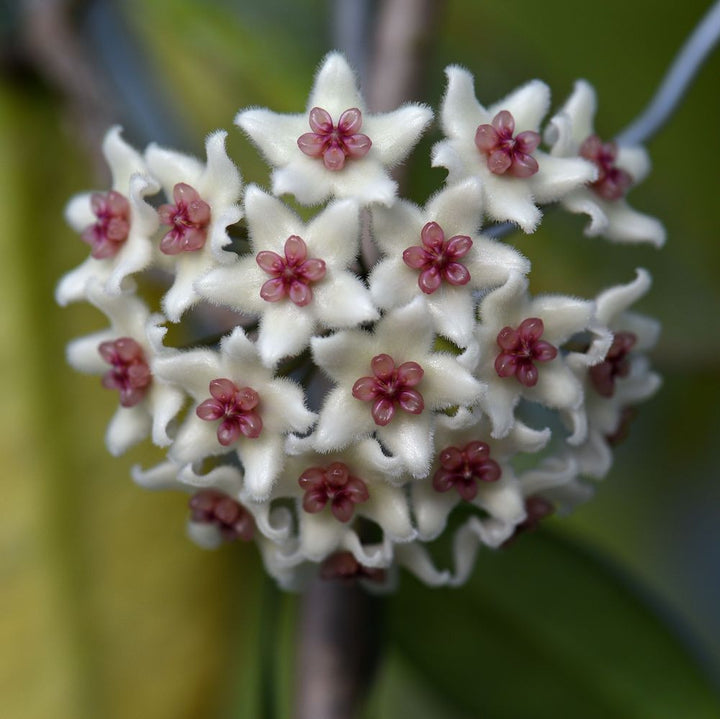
387, 530, 720, 719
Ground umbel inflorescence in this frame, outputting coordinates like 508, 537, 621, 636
57, 53, 663, 591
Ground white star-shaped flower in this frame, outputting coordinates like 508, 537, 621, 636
432, 67, 597, 232
410, 409, 549, 545
565, 269, 661, 478
151, 327, 316, 500
369, 178, 530, 348
195, 185, 378, 367
546, 81, 666, 246
56, 126, 159, 305
236, 52, 433, 206
65, 280, 184, 455
132, 460, 295, 548
466, 272, 610, 440
268, 436, 415, 564
145, 130, 243, 322
310, 297, 486, 477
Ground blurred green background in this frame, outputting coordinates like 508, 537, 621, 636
1, 1, 719, 717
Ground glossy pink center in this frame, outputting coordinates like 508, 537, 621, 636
579, 135, 633, 201
503, 495, 555, 546
495, 317, 558, 387
589, 331, 637, 397
319, 551, 386, 583
158, 182, 211, 254
402, 221, 472, 294
298, 461, 370, 523
475, 110, 540, 177
196, 378, 263, 445
433, 441, 501, 501
297, 106, 372, 171
256, 235, 326, 307
98, 337, 151, 407
352, 353, 424, 426
82, 190, 131, 259
189, 489, 255, 542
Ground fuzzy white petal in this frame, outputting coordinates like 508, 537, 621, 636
195, 257, 266, 315
377, 411, 434, 477
365, 104, 433, 166
488, 79, 550, 131
440, 66, 485, 137
145, 144, 204, 189
595, 269, 651, 325
313, 273, 378, 328
257, 304, 315, 366
602, 200, 666, 247
529, 153, 597, 203
236, 109, 306, 166
483, 177, 542, 233
241, 434, 286, 500
104, 126, 147, 190
313, 386, 374, 451
106, 405, 152, 456
422, 353, 485, 408
308, 52, 366, 113
198, 130, 243, 205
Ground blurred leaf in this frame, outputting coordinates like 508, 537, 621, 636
363, 649, 474, 719
388, 531, 720, 719
0, 74, 264, 719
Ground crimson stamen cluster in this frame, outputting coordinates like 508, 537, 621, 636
433, 441, 501, 500
82, 190, 131, 259
98, 337, 152, 407
579, 135, 633, 201
158, 182, 211, 254
475, 110, 541, 177
297, 107, 372, 170
256, 235, 326, 307
352, 353, 424, 426
196, 378, 263, 445
189, 489, 255, 542
495, 317, 558, 387
298, 461, 370, 522
319, 551, 386, 583
402, 221, 472, 294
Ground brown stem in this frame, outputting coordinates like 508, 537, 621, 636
367, 0, 444, 113
293, 3, 445, 717
294, 579, 383, 719
361, 0, 446, 269
17, 0, 119, 177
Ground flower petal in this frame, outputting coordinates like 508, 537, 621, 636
364, 104, 433, 166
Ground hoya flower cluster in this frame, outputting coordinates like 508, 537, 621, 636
58, 53, 663, 591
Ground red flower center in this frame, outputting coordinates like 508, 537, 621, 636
495, 317, 558, 387
189, 489, 255, 542
82, 190, 131, 259
158, 182, 211, 254
589, 331, 637, 397
297, 107, 372, 171
433, 441, 502, 501
352, 353, 424, 426
475, 110, 540, 177
579, 135, 633, 201
402, 221, 472, 294
196, 378, 263, 445
319, 551, 386, 583
298, 461, 370, 522
256, 235, 326, 307
98, 337, 151, 407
